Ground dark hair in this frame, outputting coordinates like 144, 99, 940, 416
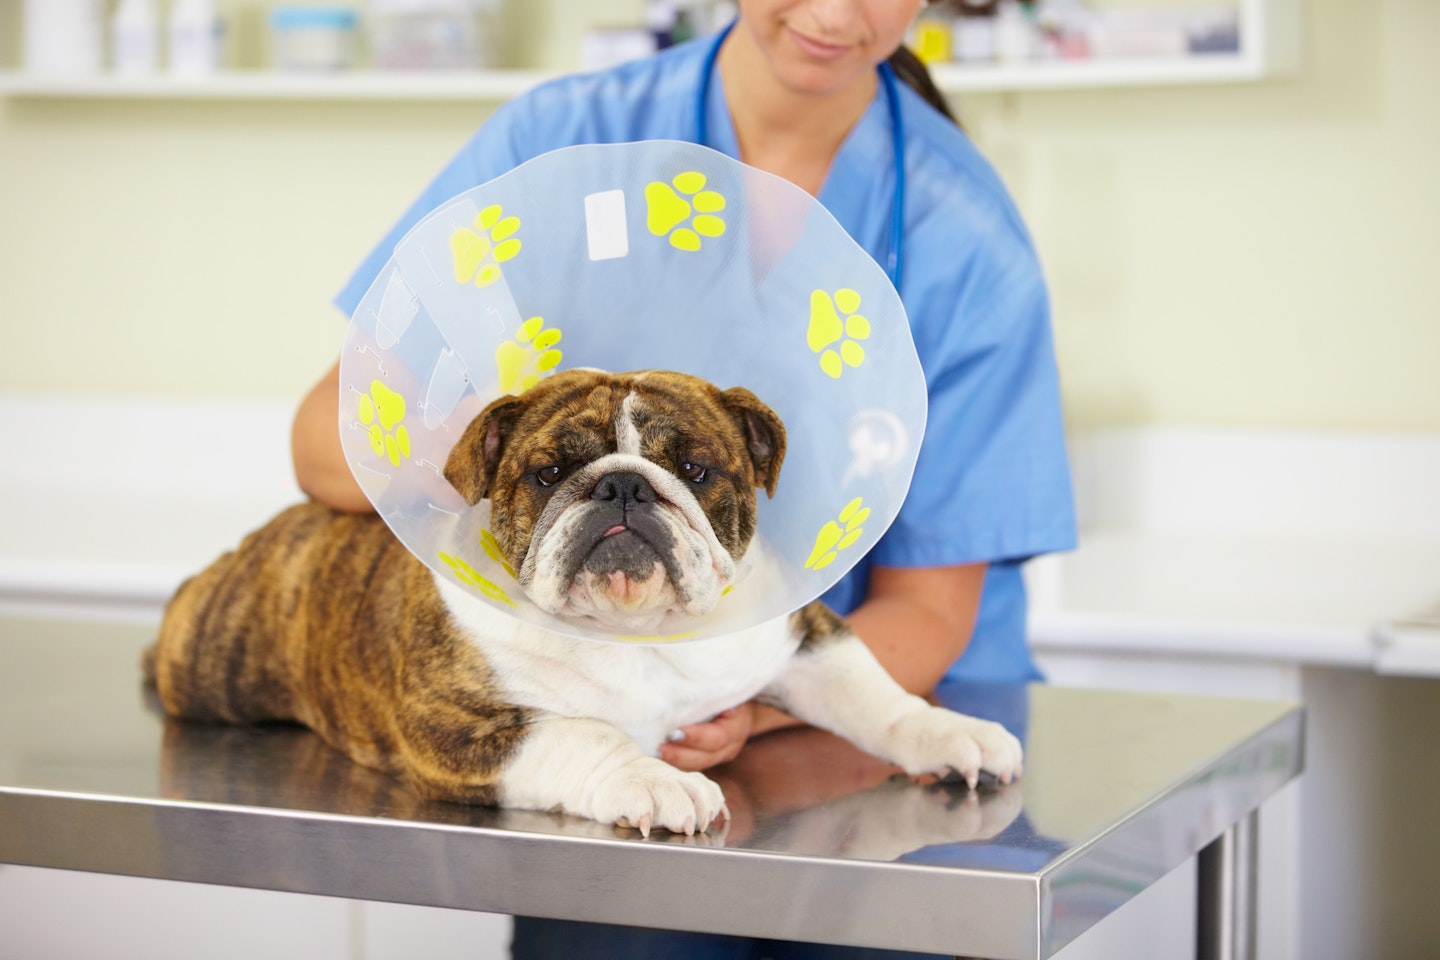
887, 45, 960, 128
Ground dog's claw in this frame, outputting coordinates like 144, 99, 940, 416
591, 755, 727, 838
885, 707, 1024, 792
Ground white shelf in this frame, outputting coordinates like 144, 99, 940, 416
931, 52, 1270, 91
0, 0, 1299, 100
0, 54, 1276, 101
0, 68, 560, 101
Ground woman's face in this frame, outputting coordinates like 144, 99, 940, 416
735, 0, 927, 96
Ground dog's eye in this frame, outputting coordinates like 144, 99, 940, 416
679, 462, 708, 483
535, 465, 563, 487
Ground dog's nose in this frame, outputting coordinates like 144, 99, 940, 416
591, 472, 658, 506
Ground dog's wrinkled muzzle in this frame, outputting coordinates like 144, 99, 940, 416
520, 456, 736, 629
571, 472, 687, 605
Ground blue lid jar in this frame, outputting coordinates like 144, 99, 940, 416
270, 6, 359, 31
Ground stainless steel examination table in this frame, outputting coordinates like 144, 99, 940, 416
0, 617, 1302, 960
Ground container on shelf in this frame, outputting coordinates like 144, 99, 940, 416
993, 0, 1037, 64
111, 0, 161, 74
22, 0, 105, 74
169, 0, 226, 75
270, 6, 360, 72
910, 5, 955, 65
952, 1, 999, 64
369, 0, 506, 70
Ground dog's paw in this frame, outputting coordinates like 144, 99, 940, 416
587, 756, 727, 838
883, 707, 1023, 789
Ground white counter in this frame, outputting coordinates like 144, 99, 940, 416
1029, 530, 1440, 669
1030, 426, 1440, 677
0, 394, 302, 620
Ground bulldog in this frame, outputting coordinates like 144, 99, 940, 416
145, 369, 1022, 836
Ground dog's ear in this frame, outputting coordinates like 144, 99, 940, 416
444, 394, 528, 505
721, 387, 787, 498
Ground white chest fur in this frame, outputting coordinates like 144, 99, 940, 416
435, 577, 800, 754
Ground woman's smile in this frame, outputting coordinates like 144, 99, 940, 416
785, 27, 853, 61
730, 0, 926, 98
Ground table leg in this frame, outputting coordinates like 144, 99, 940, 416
1196, 808, 1259, 960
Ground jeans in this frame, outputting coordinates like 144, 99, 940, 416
511, 917, 946, 960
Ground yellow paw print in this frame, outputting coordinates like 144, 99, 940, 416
479, 529, 516, 579
495, 316, 563, 395
439, 552, 516, 607
451, 204, 522, 288
808, 288, 872, 379
645, 171, 726, 252
804, 497, 871, 571
358, 380, 411, 467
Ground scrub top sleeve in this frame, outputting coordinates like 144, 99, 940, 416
872, 243, 1076, 569
332, 100, 533, 318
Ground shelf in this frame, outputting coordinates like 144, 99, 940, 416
931, 51, 1271, 91
0, 51, 1280, 102
0, 0, 1298, 101
0, 68, 559, 101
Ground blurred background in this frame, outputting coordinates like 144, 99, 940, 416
0, 1, 1437, 959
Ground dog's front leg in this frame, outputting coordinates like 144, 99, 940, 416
761, 606, 1024, 788
498, 715, 727, 836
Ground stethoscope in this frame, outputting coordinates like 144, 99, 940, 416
693, 23, 908, 291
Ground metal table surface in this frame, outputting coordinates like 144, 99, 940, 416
0, 616, 1303, 960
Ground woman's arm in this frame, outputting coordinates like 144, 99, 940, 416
843, 562, 986, 694
291, 359, 374, 514
659, 562, 987, 770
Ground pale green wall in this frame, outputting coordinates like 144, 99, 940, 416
0, 0, 1436, 430
964, 0, 1440, 430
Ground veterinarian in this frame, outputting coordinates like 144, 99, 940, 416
292, 1, 1074, 955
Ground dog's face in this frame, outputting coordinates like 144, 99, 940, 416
443, 370, 786, 631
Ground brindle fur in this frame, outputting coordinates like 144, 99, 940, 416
788, 601, 851, 649
145, 503, 533, 804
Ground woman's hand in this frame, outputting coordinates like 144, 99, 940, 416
659, 702, 805, 772
658, 704, 757, 771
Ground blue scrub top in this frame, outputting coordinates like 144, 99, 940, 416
336, 37, 1076, 684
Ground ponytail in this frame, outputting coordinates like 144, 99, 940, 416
886, 45, 961, 129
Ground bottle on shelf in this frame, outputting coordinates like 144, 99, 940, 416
953, 0, 999, 65
168, 0, 226, 75
110, 0, 161, 73
647, 0, 679, 48
994, 0, 1037, 64
911, 1, 955, 65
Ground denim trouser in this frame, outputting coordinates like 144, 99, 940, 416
511, 917, 946, 960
